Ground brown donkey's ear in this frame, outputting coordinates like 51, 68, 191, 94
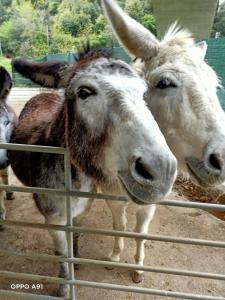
12, 59, 73, 89
0, 66, 12, 101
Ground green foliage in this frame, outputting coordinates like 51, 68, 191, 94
0, 0, 156, 58
141, 14, 156, 35
0, 56, 11, 74
213, 2, 225, 37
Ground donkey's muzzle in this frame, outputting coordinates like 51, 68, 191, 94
119, 153, 177, 205
204, 136, 225, 181
186, 136, 225, 187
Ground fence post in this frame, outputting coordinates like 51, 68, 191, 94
64, 151, 76, 299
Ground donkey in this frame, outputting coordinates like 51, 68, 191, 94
10, 48, 177, 297
102, 0, 225, 283
0, 66, 16, 227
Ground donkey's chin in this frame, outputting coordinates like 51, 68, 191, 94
186, 158, 223, 188
118, 172, 167, 205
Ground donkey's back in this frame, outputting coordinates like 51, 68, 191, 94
13, 92, 63, 145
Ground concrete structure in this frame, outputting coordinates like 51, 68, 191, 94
152, 0, 219, 39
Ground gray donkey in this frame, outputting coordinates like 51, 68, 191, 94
0, 66, 17, 225
10, 48, 176, 297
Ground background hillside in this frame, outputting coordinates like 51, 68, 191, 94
0, 0, 156, 58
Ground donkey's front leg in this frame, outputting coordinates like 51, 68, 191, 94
0, 190, 6, 230
106, 201, 128, 262
0, 168, 14, 200
132, 204, 156, 283
47, 216, 69, 298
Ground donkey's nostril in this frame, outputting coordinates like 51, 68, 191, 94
135, 158, 154, 180
209, 153, 224, 171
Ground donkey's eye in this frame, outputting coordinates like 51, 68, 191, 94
156, 78, 177, 89
4, 120, 10, 126
78, 87, 96, 100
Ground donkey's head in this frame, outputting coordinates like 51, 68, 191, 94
0, 66, 14, 169
13, 48, 177, 205
102, 0, 225, 188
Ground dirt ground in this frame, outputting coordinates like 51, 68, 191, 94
0, 100, 225, 300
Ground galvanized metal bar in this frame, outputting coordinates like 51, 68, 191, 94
64, 151, 75, 300
0, 184, 127, 202
160, 199, 225, 211
0, 183, 225, 211
68, 280, 225, 300
0, 271, 224, 300
0, 270, 65, 284
0, 290, 63, 300
1, 219, 225, 248
0, 249, 225, 281
0, 142, 66, 154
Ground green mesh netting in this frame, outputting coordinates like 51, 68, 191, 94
205, 38, 225, 109
12, 42, 225, 111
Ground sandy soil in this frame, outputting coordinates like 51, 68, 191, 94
0, 101, 225, 300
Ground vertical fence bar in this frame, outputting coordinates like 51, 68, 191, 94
64, 151, 76, 300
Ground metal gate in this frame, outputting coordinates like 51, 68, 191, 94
0, 142, 225, 300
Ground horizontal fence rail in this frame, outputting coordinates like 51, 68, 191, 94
1, 219, 225, 248
1, 249, 225, 281
1, 271, 225, 300
0, 142, 225, 300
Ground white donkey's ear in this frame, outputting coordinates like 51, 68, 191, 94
101, 0, 159, 59
196, 41, 208, 59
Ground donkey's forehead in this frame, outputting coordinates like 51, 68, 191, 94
79, 57, 136, 77
148, 45, 218, 84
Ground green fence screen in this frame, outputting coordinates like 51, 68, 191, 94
12, 41, 225, 109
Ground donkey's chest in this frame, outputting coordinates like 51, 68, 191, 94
35, 156, 94, 219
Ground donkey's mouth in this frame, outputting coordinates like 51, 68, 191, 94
118, 177, 149, 206
186, 160, 213, 188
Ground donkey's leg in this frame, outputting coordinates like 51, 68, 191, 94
132, 204, 156, 283
72, 218, 80, 270
46, 216, 69, 298
0, 168, 14, 200
72, 198, 93, 269
0, 189, 6, 230
106, 201, 128, 262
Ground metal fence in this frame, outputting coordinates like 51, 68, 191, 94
0, 142, 225, 300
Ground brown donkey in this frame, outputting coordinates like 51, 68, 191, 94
0, 66, 17, 226
11, 48, 177, 297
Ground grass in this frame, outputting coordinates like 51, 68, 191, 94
0, 56, 12, 74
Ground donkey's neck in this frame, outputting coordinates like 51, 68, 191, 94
47, 104, 66, 148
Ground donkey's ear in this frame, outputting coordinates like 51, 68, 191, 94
101, 0, 159, 59
12, 59, 73, 88
196, 41, 208, 60
0, 66, 12, 101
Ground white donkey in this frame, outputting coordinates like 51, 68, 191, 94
102, 0, 225, 283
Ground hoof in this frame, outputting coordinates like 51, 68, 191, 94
6, 192, 15, 201
0, 224, 4, 231
132, 271, 144, 284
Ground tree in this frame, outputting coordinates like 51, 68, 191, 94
213, 2, 225, 37
0, 0, 156, 57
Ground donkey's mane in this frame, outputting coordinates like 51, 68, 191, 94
75, 44, 112, 69
161, 22, 194, 48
